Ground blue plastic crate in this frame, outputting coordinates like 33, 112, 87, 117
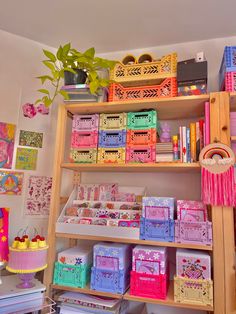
219, 46, 236, 88
99, 130, 126, 148
90, 267, 130, 294
140, 218, 175, 242
53, 262, 91, 288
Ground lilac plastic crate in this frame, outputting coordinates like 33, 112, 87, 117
99, 130, 126, 148
175, 221, 212, 245
71, 131, 98, 148
140, 218, 175, 242
72, 114, 99, 132
126, 146, 156, 163
90, 267, 130, 294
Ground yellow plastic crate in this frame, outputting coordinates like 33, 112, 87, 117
174, 276, 213, 307
110, 53, 177, 84
97, 148, 126, 164
99, 113, 127, 131
70, 148, 97, 163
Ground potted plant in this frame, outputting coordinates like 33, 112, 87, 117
30, 43, 116, 111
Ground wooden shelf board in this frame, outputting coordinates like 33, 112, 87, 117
61, 162, 200, 173
231, 136, 236, 141
56, 232, 212, 251
65, 95, 209, 120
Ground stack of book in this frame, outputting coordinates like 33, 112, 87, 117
156, 142, 173, 162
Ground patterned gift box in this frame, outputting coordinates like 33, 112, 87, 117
77, 184, 118, 201
132, 245, 168, 275
142, 197, 175, 220
58, 246, 92, 266
93, 242, 132, 271
177, 200, 207, 222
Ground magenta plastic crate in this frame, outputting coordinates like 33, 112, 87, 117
71, 131, 98, 148
72, 114, 99, 131
221, 72, 236, 92
126, 146, 156, 163
130, 271, 169, 300
175, 221, 212, 245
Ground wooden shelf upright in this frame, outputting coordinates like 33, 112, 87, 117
43, 94, 236, 314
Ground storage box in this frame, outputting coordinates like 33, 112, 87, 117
98, 148, 126, 164
220, 71, 236, 91
140, 218, 175, 242
175, 221, 212, 245
99, 130, 126, 148
70, 148, 97, 163
174, 276, 213, 307
177, 59, 207, 83
177, 200, 207, 222
177, 82, 207, 96
58, 246, 92, 266
53, 262, 91, 288
93, 242, 132, 271
62, 85, 108, 103
100, 113, 127, 130
219, 46, 236, 88
127, 129, 157, 146
126, 146, 156, 163
130, 271, 168, 300
142, 197, 175, 220
72, 114, 99, 132
127, 111, 157, 130
132, 245, 167, 275
176, 249, 211, 280
91, 267, 130, 294
71, 131, 98, 148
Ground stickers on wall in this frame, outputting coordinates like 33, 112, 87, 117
0, 171, 24, 195
19, 130, 43, 148
15, 148, 38, 170
25, 175, 52, 216
0, 122, 16, 169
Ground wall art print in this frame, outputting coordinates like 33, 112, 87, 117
0, 171, 23, 195
19, 130, 43, 148
0, 122, 16, 169
25, 175, 52, 216
15, 148, 38, 170
0, 208, 9, 263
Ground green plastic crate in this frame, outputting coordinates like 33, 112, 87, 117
127, 111, 157, 130
53, 262, 91, 288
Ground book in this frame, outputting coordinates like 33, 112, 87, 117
204, 101, 210, 145
179, 126, 183, 162
196, 122, 200, 160
186, 127, 191, 163
199, 119, 204, 150
190, 123, 196, 162
182, 126, 187, 163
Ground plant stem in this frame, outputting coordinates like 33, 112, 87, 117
50, 77, 60, 105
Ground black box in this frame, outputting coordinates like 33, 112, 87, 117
177, 59, 207, 83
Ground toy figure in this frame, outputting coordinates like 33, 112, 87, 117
160, 122, 171, 143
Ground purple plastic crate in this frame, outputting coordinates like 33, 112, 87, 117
175, 220, 212, 245
90, 267, 130, 294
99, 130, 126, 148
72, 114, 99, 132
140, 218, 174, 242
71, 131, 98, 148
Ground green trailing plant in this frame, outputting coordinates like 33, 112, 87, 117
35, 43, 117, 107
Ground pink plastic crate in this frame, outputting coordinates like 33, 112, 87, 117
72, 114, 99, 131
177, 200, 207, 222
230, 112, 236, 136
71, 131, 98, 148
175, 221, 212, 245
126, 146, 156, 163
130, 271, 168, 300
221, 72, 236, 92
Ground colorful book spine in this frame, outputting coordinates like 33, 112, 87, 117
179, 126, 183, 162
186, 127, 191, 163
199, 119, 204, 150
190, 123, 196, 162
182, 126, 187, 163
172, 135, 179, 161
204, 101, 210, 145
196, 122, 200, 160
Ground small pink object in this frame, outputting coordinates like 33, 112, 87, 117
126, 146, 156, 163
160, 122, 171, 143
37, 103, 49, 115
177, 200, 207, 222
22, 103, 37, 118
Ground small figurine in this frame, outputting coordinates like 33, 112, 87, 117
160, 122, 171, 143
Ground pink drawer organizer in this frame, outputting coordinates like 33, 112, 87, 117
126, 146, 156, 163
72, 114, 99, 131
175, 221, 212, 245
71, 131, 98, 148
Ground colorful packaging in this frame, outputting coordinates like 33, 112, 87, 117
177, 200, 207, 222
142, 197, 175, 220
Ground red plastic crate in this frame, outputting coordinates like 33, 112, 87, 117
130, 271, 169, 300
221, 72, 236, 92
108, 78, 177, 102
127, 129, 157, 146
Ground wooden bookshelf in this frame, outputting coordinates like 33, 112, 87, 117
231, 136, 236, 141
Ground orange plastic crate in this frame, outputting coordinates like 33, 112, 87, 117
108, 78, 177, 102
127, 129, 157, 146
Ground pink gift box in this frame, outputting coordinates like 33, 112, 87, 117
71, 131, 98, 148
177, 200, 207, 222
77, 184, 118, 201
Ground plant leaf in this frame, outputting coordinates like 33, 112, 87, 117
89, 80, 99, 95
35, 98, 42, 105
100, 78, 109, 87
59, 90, 70, 100
57, 46, 63, 61
42, 96, 52, 107
38, 89, 50, 95
84, 47, 95, 59
43, 49, 56, 62
43, 60, 55, 72
89, 71, 98, 81
37, 75, 54, 84
62, 43, 71, 56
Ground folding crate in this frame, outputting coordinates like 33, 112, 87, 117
177, 200, 207, 222
70, 148, 97, 163
127, 129, 157, 147
142, 197, 175, 220
130, 271, 168, 300
97, 148, 126, 164
90, 267, 130, 294
174, 276, 213, 307
221, 71, 236, 92
110, 53, 177, 84
53, 262, 91, 288
140, 218, 175, 242
108, 78, 177, 102
99, 130, 126, 148
219, 46, 236, 88
126, 146, 156, 163
175, 221, 212, 245
72, 114, 99, 132
127, 111, 157, 130
100, 113, 127, 131
71, 131, 98, 148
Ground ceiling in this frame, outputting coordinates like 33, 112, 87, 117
0, 0, 236, 53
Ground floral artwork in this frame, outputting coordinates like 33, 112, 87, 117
25, 176, 52, 216
0, 208, 9, 263
15, 148, 38, 170
19, 130, 43, 148
0, 171, 23, 195
0, 122, 16, 169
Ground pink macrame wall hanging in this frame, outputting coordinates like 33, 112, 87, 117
199, 143, 235, 206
